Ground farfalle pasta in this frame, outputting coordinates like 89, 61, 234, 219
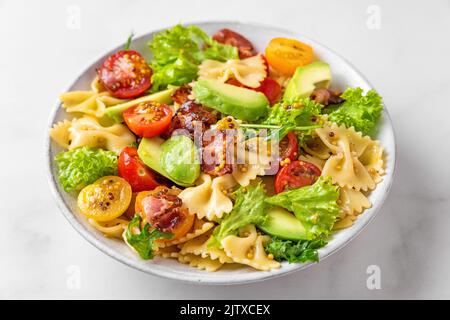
156, 218, 215, 248
49, 23, 388, 273
333, 187, 371, 230
179, 173, 236, 221
179, 232, 233, 264
60, 91, 126, 118
315, 124, 383, 191
221, 225, 280, 271
50, 116, 135, 153
198, 55, 267, 88
232, 138, 271, 186
88, 217, 129, 239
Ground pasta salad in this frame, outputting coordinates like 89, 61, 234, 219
49, 25, 385, 272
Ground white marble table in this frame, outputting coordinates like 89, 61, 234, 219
1, 0, 449, 299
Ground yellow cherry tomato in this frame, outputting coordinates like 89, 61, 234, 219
78, 176, 132, 222
265, 37, 314, 75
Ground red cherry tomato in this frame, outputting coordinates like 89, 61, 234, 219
118, 147, 160, 192
279, 132, 298, 162
274, 160, 321, 193
123, 101, 173, 138
97, 50, 152, 99
225, 78, 247, 87
212, 28, 255, 59
255, 77, 282, 104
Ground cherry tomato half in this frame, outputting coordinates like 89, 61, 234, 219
118, 146, 161, 192
123, 101, 173, 138
255, 77, 282, 105
136, 187, 194, 241
77, 176, 132, 222
212, 28, 255, 59
274, 160, 321, 194
97, 50, 152, 99
265, 38, 314, 75
279, 132, 299, 162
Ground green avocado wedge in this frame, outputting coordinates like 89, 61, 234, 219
193, 79, 269, 121
138, 136, 199, 187
258, 206, 308, 241
104, 86, 177, 123
160, 135, 200, 185
283, 61, 331, 103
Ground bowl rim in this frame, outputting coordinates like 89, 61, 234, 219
45, 20, 397, 285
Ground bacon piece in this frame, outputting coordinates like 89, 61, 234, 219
212, 28, 255, 59
163, 100, 218, 139
201, 129, 235, 177
171, 85, 192, 106
310, 88, 344, 106
140, 186, 185, 232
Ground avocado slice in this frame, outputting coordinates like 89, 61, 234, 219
193, 79, 269, 121
104, 87, 177, 123
160, 135, 200, 185
283, 62, 331, 103
137, 136, 197, 187
258, 206, 308, 241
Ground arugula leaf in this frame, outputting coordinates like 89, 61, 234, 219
265, 177, 340, 239
148, 24, 238, 92
124, 31, 134, 50
55, 147, 118, 192
209, 181, 268, 247
263, 98, 321, 127
327, 87, 383, 136
265, 236, 327, 263
125, 215, 173, 260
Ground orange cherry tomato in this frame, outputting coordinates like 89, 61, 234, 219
265, 38, 314, 75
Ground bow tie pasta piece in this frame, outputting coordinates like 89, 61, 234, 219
359, 140, 385, 184
322, 151, 375, 191
315, 123, 372, 157
156, 217, 215, 248
233, 138, 272, 186
90, 76, 105, 93
334, 187, 371, 230
314, 124, 383, 191
298, 154, 326, 171
198, 55, 267, 88
88, 218, 129, 239
339, 186, 371, 216
178, 173, 237, 221
49, 116, 136, 154
303, 135, 332, 160
179, 232, 233, 264
60, 91, 126, 118
178, 254, 224, 272
156, 245, 181, 259
221, 224, 280, 271
49, 119, 72, 149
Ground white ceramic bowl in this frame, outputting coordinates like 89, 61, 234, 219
46, 21, 396, 285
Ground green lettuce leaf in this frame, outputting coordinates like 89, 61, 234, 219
327, 87, 383, 136
55, 147, 118, 192
209, 181, 268, 247
148, 24, 238, 92
125, 215, 173, 260
265, 177, 340, 239
261, 98, 322, 139
265, 236, 327, 263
